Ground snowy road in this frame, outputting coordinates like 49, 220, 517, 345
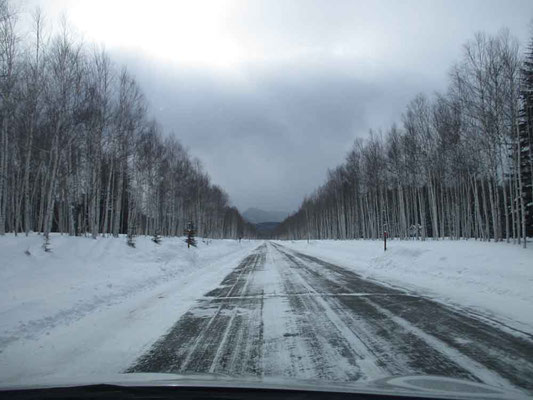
128, 242, 533, 392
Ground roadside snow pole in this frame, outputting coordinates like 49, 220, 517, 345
305, 208, 310, 244
383, 221, 388, 251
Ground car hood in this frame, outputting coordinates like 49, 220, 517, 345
0, 373, 529, 400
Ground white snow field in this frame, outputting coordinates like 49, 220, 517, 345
0, 235, 532, 386
0, 234, 260, 383
278, 239, 533, 335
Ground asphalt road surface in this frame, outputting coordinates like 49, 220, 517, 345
127, 242, 533, 393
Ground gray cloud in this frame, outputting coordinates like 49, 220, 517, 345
116, 56, 436, 212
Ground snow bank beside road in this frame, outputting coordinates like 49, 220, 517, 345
0, 234, 260, 383
278, 239, 533, 334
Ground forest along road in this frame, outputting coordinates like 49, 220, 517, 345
127, 242, 533, 393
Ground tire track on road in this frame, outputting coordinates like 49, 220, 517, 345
127, 244, 266, 375
273, 242, 533, 392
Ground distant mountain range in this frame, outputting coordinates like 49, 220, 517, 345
242, 208, 288, 224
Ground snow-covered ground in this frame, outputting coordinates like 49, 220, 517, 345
1, 235, 532, 386
278, 239, 533, 335
0, 234, 260, 383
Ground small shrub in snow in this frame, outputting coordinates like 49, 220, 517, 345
152, 232, 162, 245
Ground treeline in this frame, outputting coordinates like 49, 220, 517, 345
275, 29, 533, 247
0, 1, 255, 241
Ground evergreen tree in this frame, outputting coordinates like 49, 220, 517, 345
152, 230, 162, 244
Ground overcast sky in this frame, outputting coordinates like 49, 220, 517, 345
24, 0, 533, 213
